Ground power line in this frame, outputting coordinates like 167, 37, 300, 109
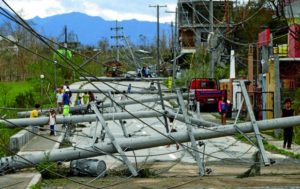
111, 20, 124, 62
149, 4, 167, 74
0, 0, 265, 178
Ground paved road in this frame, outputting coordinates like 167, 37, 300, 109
1, 80, 298, 188
69, 81, 286, 171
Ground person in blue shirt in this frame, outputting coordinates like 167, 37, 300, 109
63, 89, 70, 105
77, 96, 82, 106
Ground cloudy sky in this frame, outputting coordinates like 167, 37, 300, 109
1, 0, 177, 22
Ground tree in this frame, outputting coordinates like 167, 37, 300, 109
98, 38, 109, 53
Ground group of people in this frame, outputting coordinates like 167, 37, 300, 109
30, 103, 56, 136
31, 80, 297, 149
137, 66, 152, 78
56, 81, 72, 116
30, 81, 97, 136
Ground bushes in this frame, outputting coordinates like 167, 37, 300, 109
0, 124, 20, 156
15, 91, 35, 108
36, 153, 68, 179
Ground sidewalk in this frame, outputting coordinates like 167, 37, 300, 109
0, 125, 64, 189
262, 134, 300, 155
19, 125, 64, 154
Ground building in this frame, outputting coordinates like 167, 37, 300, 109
260, 0, 300, 119
177, 0, 233, 54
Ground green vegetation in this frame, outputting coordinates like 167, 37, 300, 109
176, 46, 230, 88
0, 82, 33, 106
0, 124, 21, 156
29, 183, 42, 189
235, 134, 300, 159
36, 153, 68, 179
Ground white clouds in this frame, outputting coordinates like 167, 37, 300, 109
2, 0, 66, 18
2, 0, 177, 22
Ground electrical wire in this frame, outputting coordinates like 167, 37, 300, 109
0, 146, 101, 189
0, 0, 268, 176
0, 2, 296, 189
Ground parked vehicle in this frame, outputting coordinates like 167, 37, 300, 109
189, 78, 227, 111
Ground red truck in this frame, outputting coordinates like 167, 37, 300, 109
189, 78, 227, 111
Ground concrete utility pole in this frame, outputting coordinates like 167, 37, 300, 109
64, 25, 68, 51
166, 8, 178, 90
2, 115, 300, 173
122, 32, 140, 69
273, 55, 281, 118
248, 45, 254, 92
7, 110, 217, 128
209, 0, 214, 78
149, 4, 167, 75
79, 76, 167, 81
17, 93, 194, 118
111, 20, 124, 62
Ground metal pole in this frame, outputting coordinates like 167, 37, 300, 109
54, 61, 57, 90
239, 80, 270, 166
273, 54, 281, 136
2, 115, 300, 172
157, 81, 169, 133
176, 89, 205, 176
173, 8, 178, 90
8, 110, 217, 128
111, 20, 123, 62
209, 0, 214, 78
108, 92, 128, 137
79, 77, 167, 81
149, 5, 167, 75
4, 111, 165, 127
71, 88, 160, 94
17, 93, 194, 118
91, 103, 138, 176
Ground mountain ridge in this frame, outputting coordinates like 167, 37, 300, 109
27, 12, 171, 46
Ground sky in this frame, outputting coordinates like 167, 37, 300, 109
1, 0, 177, 22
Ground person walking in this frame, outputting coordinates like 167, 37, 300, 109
77, 96, 82, 106
63, 89, 71, 106
49, 108, 56, 136
282, 98, 295, 149
88, 91, 95, 102
218, 96, 227, 125
127, 84, 132, 94
82, 92, 89, 105
56, 88, 63, 114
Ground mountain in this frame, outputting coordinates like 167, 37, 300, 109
28, 12, 171, 46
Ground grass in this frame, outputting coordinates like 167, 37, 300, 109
0, 81, 33, 103
0, 124, 21, 156
235, 134, 300, 159
263, 128, 300, 146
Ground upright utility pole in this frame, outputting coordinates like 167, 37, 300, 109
166, 8, 178, 90
64, 25, 68, 50
209, 0, 214, 78
149, 5, 167, 75
64, 25, 68, 59
111, 20, 124, 62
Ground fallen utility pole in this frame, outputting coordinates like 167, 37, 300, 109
3, 110, 216, 128
17, 93, 193, 118
2, 111, 164, 127
1, 116, 300, 173
70, 88, 160, 94
79, 77, 167, 81
90, 103, 138, 176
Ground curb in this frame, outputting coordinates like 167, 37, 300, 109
52, 125, 66, 150
26, 173, 42, 189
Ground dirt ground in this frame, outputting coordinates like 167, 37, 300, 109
39, 161, 300, 189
